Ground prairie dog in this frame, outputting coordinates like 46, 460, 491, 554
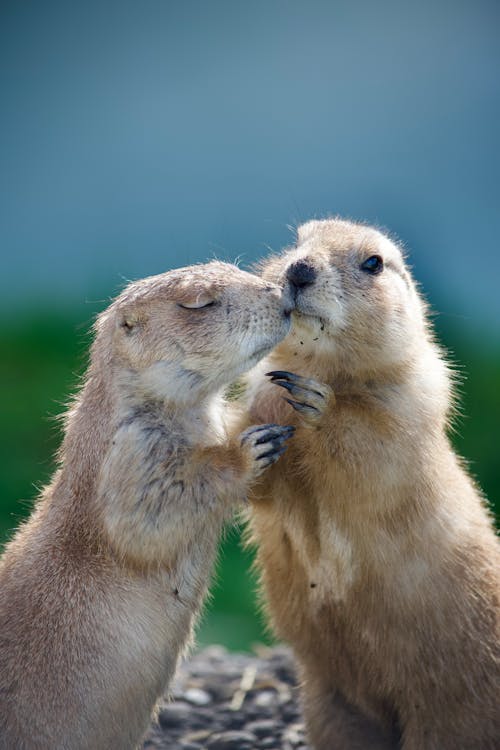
0, 261, 295, 750
241, 220, 500, 750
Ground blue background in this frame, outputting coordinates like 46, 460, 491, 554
2, 0, 499, 332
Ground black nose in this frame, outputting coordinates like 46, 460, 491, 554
286, 260, 316, 289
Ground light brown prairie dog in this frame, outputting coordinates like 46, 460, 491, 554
241, 219, 500, 750
0, 261, 295, 750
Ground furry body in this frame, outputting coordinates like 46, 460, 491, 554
0, 262, 293, 749
241, 220, 500, 749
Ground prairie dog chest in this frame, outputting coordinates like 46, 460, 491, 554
281, 501, 358, 605
181, 395, 227, 447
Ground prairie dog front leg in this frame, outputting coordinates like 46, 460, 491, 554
99, 421, 295, 567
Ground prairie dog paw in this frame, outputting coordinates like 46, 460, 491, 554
266, 370, 334, 426
240, 423, 295, 477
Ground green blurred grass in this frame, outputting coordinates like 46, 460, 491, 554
0, 309, 499, 651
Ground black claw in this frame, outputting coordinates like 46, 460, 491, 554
254, 425, 295, 445
257, 447, 279, 460
257, 434, 294, 454
268, 371, 325, 398
270, 445, 288, 462
272, 380, 294, 393
246, 423, 280, 435
258, 445, 288, 464
241, 424, 280, 444
272, 380, 323, 401
284, 397, 319, 414
266, 370, 297, 381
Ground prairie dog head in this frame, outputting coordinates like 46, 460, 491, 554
94, 261, 292, 403
260, 219, 427, 377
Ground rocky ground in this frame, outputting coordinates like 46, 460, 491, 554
142, 645, 309, 750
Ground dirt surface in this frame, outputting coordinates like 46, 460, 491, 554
142, 645, 309, 750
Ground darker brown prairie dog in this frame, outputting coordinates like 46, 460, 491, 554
0, 261, 295, 750
241, 219, 500, 750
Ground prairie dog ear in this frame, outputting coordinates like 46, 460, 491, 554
174, 282, 218, 310
117, 307, 146, 334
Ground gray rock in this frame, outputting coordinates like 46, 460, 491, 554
245, 719, 279, 738
142, 646, 309, 749
254, 690, 280, 708
282, 703, 301, 722
157, 702, 191, 729
215, 709, 246, 730
258, 740, 280, 750
183, 688, 212, 706
206, 730, 258, 750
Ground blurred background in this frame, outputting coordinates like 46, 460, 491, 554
1, 0, 499, 651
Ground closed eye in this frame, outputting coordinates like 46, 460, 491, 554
177, 300, 217, 310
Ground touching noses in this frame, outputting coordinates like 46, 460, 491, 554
286, 260, 316, 292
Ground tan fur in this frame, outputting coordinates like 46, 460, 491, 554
0, 261, 293, 750
240, 220, 500, 749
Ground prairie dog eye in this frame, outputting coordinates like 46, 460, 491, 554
177, 299, 216, 310
361, 255, 384, 274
